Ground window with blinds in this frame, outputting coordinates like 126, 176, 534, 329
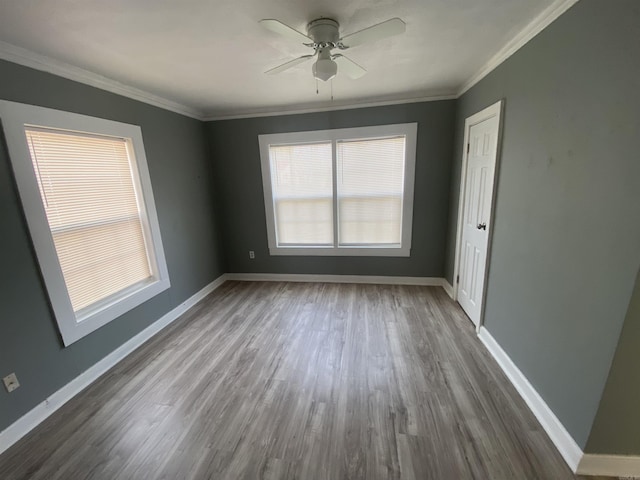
337, 136, 405, 246
259, 123, 417, 256
1, 100, 169, 346
269, 142, 333, 245
25, 128, 152, 313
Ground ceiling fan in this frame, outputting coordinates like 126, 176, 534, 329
259, 17, 406, 82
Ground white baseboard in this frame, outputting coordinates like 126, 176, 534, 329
226, 272, 446, 287
0, 274, 227, 456
477, 327, 583, 472
577, 454, 640, 478
442, 280, 454, 298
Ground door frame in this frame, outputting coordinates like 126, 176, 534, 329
452, 99, 504, 332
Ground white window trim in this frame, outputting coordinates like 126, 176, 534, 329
258, 123, 417, 257
0, 100, 170, 346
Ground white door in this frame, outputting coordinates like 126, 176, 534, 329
457, 108, 500, 326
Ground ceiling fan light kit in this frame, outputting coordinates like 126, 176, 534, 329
259, 16, 406, 84
307, 18, 339, 82
312, 50, 337, 82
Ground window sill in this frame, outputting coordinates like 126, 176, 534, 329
268, 246, 411, 257
58, 277, 170, 346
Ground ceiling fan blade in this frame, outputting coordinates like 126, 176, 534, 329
259, 19, 311, 43
339, 18, 406, 48
333, 55, 367, 79
265, 55, 314, 75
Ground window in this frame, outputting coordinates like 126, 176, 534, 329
259, 123, 417, 256
0, 100, 170, 346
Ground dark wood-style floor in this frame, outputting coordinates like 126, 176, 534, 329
0, 281, 607, 479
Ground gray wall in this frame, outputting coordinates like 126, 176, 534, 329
0, 60, 225, 431
585, 267, 640, 455
445, 0, 640, 448
206, 101, 455, 276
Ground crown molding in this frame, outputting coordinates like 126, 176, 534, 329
0, 0, 579, 121
457, 0, 580, 96
0, 40, 204, 120
201, 92, 457, 121
0, 40, 454, 121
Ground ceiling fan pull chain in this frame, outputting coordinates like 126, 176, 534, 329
331, 79, 334, 101
316, 78, 319, 95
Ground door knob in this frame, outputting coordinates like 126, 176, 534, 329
477, 223, 487, 230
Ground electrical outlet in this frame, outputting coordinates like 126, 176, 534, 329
249, 250, 255, 259
3, 373, 20, 393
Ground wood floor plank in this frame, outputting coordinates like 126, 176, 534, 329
0, 281, 613, 479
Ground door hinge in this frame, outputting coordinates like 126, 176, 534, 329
456, 275, 460, 284
466, 143, 470, 154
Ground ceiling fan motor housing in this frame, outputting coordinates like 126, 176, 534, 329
306, 18, 340, 46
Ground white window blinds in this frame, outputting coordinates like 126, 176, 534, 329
337, 136, 405, 245
25, 128, 152, 313
269, 142, 333, 245
259, 123, 416, 256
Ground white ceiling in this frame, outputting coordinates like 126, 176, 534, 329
0, 0, 563, 119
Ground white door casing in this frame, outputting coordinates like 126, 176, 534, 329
454, 101, 502, 327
